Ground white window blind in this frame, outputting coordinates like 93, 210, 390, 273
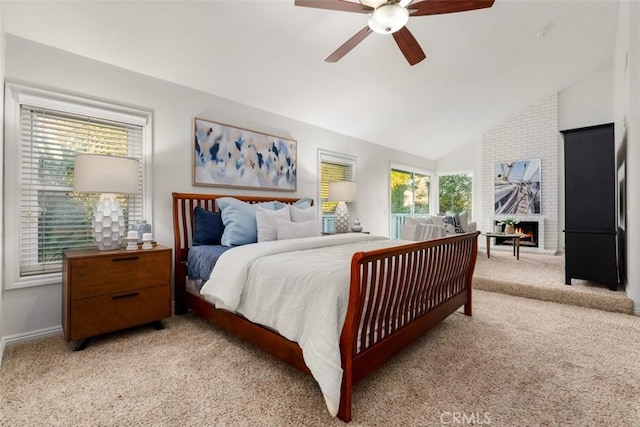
18, 106, 144, 277
319, 151, 356, 232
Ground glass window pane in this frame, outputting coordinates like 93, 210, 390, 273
413, 173, 430, 215
439, 174, 472, 217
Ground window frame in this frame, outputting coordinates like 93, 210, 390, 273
4, 82, 153, 290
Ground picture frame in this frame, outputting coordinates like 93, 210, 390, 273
494, 159, 541, 214
193, 117, 297, 191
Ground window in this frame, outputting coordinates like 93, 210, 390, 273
4, 83, 152, 289
438, 173, 473, 217
318, 151, 356, 233
390, 166, 432, 239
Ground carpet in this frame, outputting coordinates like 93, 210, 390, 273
1, 290, 639, 426
473, 250, 634, 314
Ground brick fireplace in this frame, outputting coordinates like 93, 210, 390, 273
480, 94, 559, 254
494, 221, 539, 248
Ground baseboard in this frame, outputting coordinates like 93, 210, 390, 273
2, 325, 63, 349
0, 337, 5, 369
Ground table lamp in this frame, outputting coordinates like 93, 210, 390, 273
328, 181, 356, 233
73, 153, 140, 250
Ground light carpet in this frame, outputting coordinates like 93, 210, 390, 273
473, 249, 634, 314
1, 290, 639, 426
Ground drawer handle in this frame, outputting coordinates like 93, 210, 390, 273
112, 292, 140, 300
112, 256, 139, 262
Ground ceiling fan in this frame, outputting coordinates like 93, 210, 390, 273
294, 0, 495, 66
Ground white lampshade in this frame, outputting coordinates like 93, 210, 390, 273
73, 153, 140, 194
328, 181, 356, 202
368, 3, 409, 35
73, 154, 140, 250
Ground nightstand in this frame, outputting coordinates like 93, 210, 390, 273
62, 245, 172, 350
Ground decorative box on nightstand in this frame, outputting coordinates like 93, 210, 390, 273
62, 245, 172, 350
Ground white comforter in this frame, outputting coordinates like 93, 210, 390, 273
199, 234, 406, 417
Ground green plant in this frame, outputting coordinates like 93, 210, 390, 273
500, 218, 519, 225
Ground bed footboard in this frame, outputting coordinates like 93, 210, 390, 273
338, 232, 479, 421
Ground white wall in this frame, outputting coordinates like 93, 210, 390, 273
558, 65, 614, 131
1, 35, 437, 339
0, 2, 6, 359
613, 1, 640, 314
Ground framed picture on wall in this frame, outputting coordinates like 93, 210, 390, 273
494, 159, 541, 214
193, 117, 297, 191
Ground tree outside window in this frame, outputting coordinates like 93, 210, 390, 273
439, 173, 472, 217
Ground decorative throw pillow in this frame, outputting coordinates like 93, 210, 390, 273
405, 216, 433, 226
443, 214, 464, 233
216, 197, 278, 246
192, 207, 224, 246
256, 206, 291, 242
276, 218, 321, 240
273, 196, 313, 210
458, 211, 469, 233
430, 215, 445, 228
293, 196, 313, 209
289, 205, 316, 223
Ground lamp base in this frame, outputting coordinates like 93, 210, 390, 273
335, 201, 350, 233
93, 194, 125, 250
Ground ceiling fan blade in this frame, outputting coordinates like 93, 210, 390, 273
294, 0, 372, 13
392, 27, 426, 66
325, 26, 373, 63
409, 0, 494, 17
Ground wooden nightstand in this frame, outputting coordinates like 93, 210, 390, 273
62, 245, 172, 350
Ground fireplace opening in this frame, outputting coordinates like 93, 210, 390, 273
494, 221, 539, 248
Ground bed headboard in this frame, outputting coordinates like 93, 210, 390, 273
171, 192, 313, 314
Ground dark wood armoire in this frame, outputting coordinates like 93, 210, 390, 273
561, 123, 618, 291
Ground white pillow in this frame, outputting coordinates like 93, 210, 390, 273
458, 211, 469, 232
276, 218, 321, 240
405, 216, 433, 226
256, 206, 291, 242
289, 205, 317, 223
430, 215, 445, 228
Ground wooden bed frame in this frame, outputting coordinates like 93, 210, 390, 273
172, 192, 479, 422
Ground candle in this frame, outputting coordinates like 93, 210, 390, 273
142, 233, 152, 241
127, 230, 138, 239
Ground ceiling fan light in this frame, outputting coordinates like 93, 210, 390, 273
360, 0, 387, 8
368, 4, 409, 35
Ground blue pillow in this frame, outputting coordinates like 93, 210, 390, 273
273, 196, 313, 210
216, 197, 278, 246
192, 207, 224, 246
293, 196, 313, 209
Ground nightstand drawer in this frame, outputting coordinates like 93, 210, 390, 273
69, 285, 171, 341
70, 250, 171, 299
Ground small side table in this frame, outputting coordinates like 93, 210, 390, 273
483, 232, 524, 260
62, 245, 172, 350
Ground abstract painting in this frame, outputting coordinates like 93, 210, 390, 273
193, 118, 297, 191
494, 159, 541, 214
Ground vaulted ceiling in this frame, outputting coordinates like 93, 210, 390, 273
2, 0, 620, 160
